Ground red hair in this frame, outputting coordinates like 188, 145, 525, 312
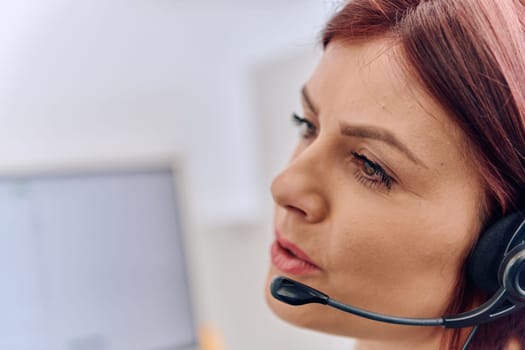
322, 0, 525, 349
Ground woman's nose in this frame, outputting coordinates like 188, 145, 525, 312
270, 153, 328, 223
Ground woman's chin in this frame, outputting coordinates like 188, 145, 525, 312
264, 271, 410, 340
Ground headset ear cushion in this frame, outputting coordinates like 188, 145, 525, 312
467, 210, 525, 293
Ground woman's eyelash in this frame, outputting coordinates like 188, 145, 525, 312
351, 152, 393, 191
292, 113, 317, 138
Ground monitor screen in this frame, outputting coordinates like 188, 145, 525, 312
0, 166, 197, 350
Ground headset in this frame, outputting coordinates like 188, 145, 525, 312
270, 210, 525, 350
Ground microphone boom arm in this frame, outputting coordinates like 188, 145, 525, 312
270, 276, 521, 329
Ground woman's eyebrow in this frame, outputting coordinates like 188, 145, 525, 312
302, 84, 426, 167
339, 122, 427, 168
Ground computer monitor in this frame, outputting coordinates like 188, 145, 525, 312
0, 161, 198, 350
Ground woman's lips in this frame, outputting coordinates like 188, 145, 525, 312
270, 235, 321, 276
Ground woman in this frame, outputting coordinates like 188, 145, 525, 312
265, 0, 525, 349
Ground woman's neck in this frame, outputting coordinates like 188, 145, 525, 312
354, 328, 447, 350
354, 327, 474, 350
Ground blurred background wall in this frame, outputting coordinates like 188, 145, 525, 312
0, 1, 355, 349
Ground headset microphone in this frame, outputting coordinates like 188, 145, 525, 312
270, 276, 514, 350
270, 276, 515, 328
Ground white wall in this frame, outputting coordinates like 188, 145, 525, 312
0, 0, 339, 226
0, 1, 355, 350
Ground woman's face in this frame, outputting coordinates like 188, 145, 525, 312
265, 40, 485, 345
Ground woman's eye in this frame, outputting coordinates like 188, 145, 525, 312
292, 113, 317, 139
351, 152, 394, 191
362, 161, 377, 177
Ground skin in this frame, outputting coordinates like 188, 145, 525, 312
265, 39, 486, 350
